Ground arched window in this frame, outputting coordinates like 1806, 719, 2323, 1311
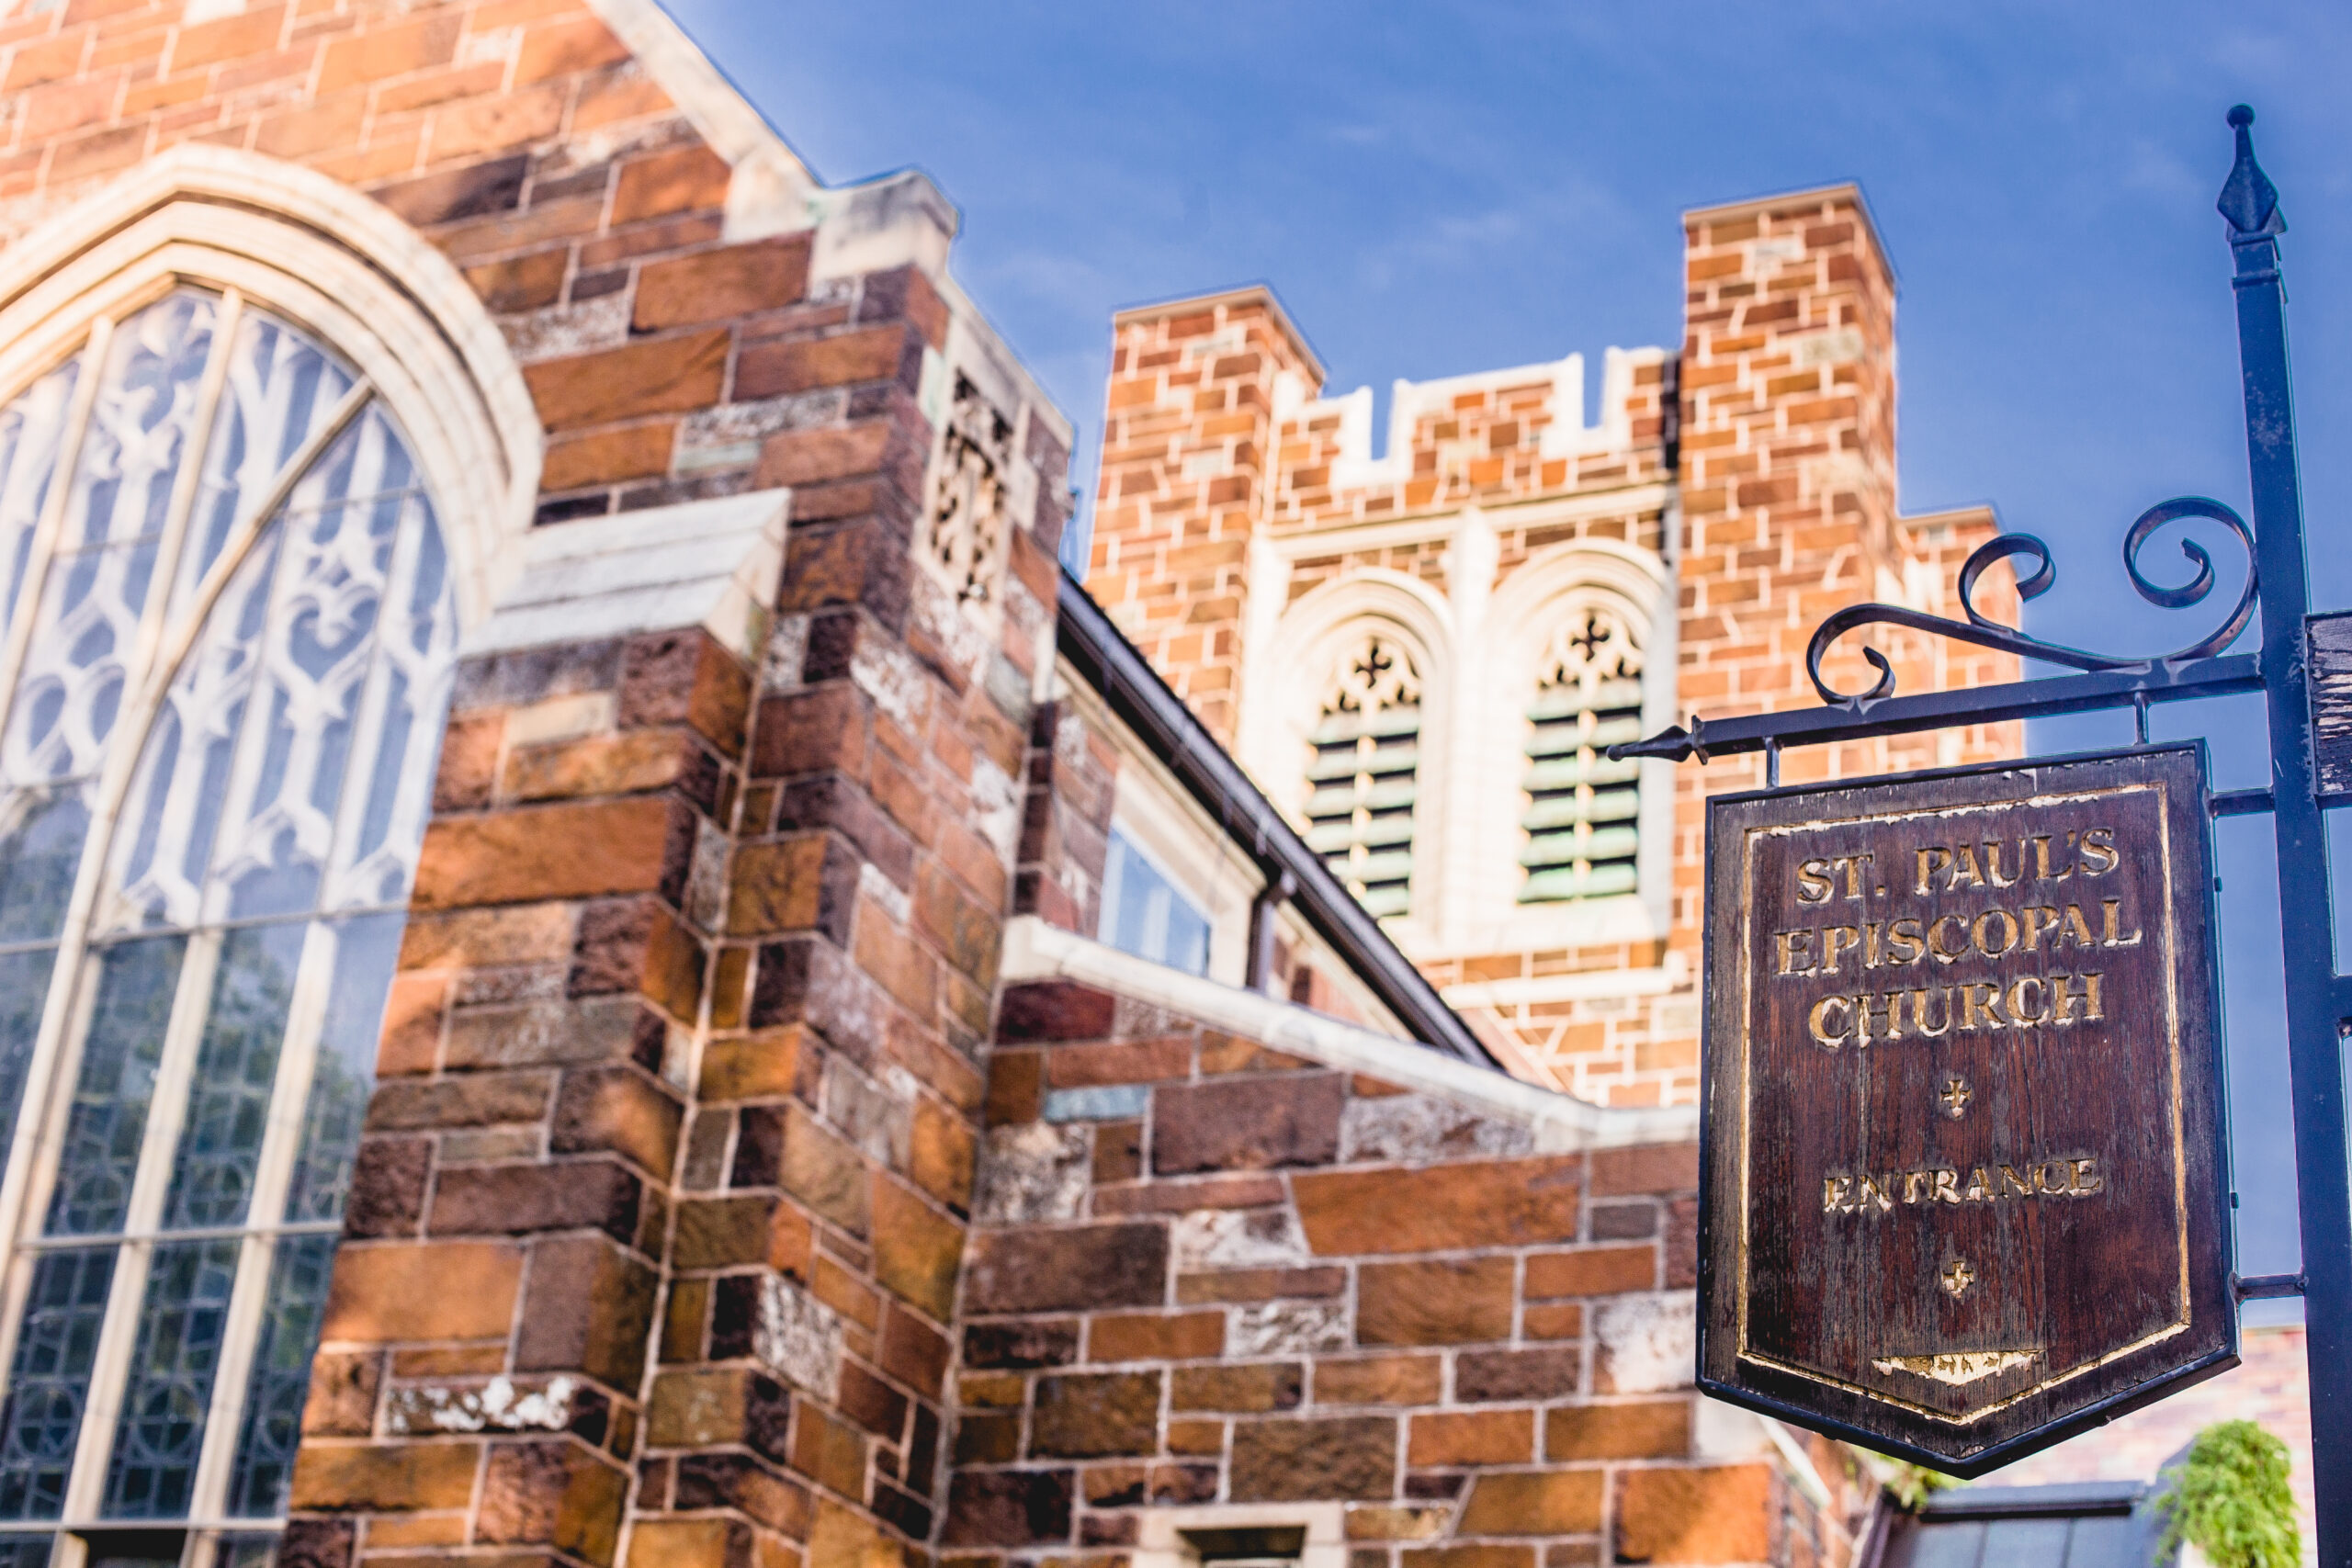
0, 287, 455, 1537
1520, 605, 1644, 902
1304, 635, 1421, 918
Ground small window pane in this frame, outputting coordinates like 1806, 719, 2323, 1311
62, 293, 216, 555
0, 1535, 52, 1568
1099, 829, 1211, 976
218, 1535, 276, 1568
179, 309, 354, 595
5, 540, 160, 789
47, 937, 186, 1237
163, 921, 307, 1231
0, 788, 92, 943
105, 534, 282, 936
0, 1247, 116, 1518
0, 947, 60, 1167
225, 1234, 334, 1518
0, 357, 84, 631
103, 1238, 240, 1517
280, 915, 397, 1224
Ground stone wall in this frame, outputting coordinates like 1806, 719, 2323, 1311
944, 977, 1871, 1568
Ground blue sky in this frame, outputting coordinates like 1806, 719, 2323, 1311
662, 1, 2352, 1317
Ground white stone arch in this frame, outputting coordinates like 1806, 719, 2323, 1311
1249, 570, 1453, 934
0, 141, 542, 628
1469, 539, 1677, 940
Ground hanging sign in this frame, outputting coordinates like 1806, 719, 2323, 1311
1696, 744, 2236, 1474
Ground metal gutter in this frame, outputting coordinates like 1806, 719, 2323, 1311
1054, 569, 1498, 1069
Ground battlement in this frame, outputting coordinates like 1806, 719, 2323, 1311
1272, 344, 1673, 530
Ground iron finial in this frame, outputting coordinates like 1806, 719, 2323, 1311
2218, 103, 2284, 237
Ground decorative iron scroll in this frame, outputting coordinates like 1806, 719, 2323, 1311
1804, 497, 2258, 705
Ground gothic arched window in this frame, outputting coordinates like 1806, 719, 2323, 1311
0, 286, 455, 1538
1521, 604, 1644, 902
1304, 635, 1421, 918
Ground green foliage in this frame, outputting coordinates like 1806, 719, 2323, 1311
1886, 1461, 1956, 1512
2156, 1420, 2301, 1568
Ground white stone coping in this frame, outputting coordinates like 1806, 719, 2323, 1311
462, 491, 788, 663
1001, 916, 1700, 1152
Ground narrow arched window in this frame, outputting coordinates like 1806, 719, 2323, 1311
0, 287, 455, 1538
1521, 605, 1643, 901
1304, 635, 1420, 918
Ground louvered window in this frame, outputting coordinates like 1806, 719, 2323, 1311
1303, 637, 1420, 919
1521, 606, 1644, 902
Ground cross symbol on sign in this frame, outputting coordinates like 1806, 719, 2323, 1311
1940, 1075, 1973, 1118
1942, 1258, 1977, 1297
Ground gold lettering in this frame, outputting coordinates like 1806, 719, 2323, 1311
1858, 1173, 1895, 1213
1930, 1168, 1962, 1203
1950, 844, 1985, 890
1999, 1165, 2034, 1197
1776, 928, 1815, 975
1928, 915, 1972, 964
2035, 1159, 2072, 1194
1863, 921, 1883, 968
2051, 973, 2091, 1025
1822, 926, 1861, 974
2062, 903, 2098, 949
2101, 898, 2143, 948
1983, 840, 2020, 888
1824, 1175, 1853, 1213
1901, 1170, 1929, 1204
1961, 981, 2006, 1031
2033, 834, 2073, 882
1886, 919, 1926, 965
2085, 971, 2104, 1021
1963, 1168, 1993, 1201
1808, 995, 1852, 1050
1841, 852, 1873, 900
1797, 858, 1836, 903
2023, 906, 2062, 953
2007, 975, 2050, 1026
1880, 988, 1905, 1042
1911, 987, 1952, 1038
2071, 1157, 2104, 1195
1916, 846, 1951, 895
1855, 991, 1893, 1048
1973, 908, 2020, 957
2079, 827, 2120, 874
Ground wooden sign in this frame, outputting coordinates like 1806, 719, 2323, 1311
1697, 745, 2236, 1474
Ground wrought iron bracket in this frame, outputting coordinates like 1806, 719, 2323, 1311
1609, 497, 2262, 764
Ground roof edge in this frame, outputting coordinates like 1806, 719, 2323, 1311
1112, 282, 1327, 387
1003, 917, 1698, 1148
1683, 179, 1896, 284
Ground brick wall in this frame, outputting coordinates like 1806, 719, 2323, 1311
1084, 290, 1322, 747
945, 978, 1871, 1568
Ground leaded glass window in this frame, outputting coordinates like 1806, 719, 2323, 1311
0, 288, 455, 1557
1303, 636, 1420, 919
1520, 605, 1644, 902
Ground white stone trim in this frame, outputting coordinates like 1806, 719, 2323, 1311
0, 143, 542, 629
1131, 1503, 1346, 1568
1261, 481, 1672, 561
1001, 916, 1700, 1149
464, 491, 789, 663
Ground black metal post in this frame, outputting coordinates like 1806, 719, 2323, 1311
2221, 104, 2352, 1567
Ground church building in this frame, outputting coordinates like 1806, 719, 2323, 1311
0, 4, 2290, 1568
